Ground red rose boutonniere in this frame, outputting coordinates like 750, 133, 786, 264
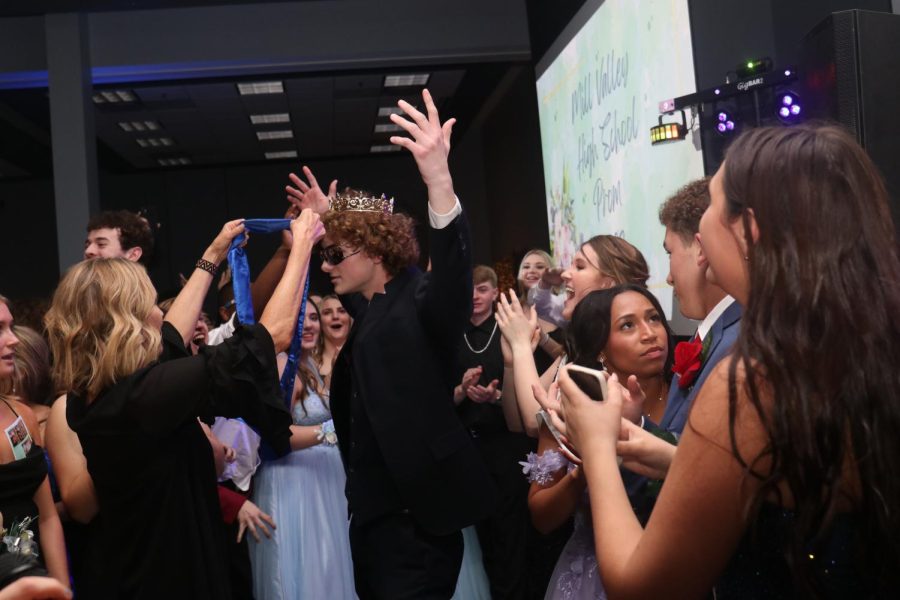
672, 335, 711, 389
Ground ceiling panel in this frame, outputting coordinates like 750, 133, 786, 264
0, 63, 509, 175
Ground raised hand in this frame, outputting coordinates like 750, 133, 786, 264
389, 89, 456, 213
207, 219, 246, 263
281, 198, 303, 248
496, 290, 540, 353
286, 165, 336, 215
540, 267, 565, 289
290, 209, 325, 246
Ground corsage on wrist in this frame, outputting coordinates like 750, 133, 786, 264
316, 420, 338, 446
0, 515, 39, 558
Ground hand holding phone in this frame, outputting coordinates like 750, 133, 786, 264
565, 364, 609, 402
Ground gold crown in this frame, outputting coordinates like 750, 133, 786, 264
328, 192, 394, 214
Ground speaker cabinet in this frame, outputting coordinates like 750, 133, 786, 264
800, 10, 900, 231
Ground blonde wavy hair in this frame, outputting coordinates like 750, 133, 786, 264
44, 259, 163, 402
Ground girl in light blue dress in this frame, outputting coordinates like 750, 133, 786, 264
249, 300, 357, 600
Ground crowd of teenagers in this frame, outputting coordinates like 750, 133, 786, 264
0, 89, 898, 600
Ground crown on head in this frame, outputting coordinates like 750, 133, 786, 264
328, 191, 394, 214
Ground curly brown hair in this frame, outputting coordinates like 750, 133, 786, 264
86, 210, 155, 264
657, 177, 712, 244
322, 210, 419, 277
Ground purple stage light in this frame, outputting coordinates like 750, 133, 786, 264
779, 107, 791, 118
726, 121, 735, 131
717, 123, 727, 133
717, 112, 728, 122
714, 89, 721, 95
782, 95, 793, 106
791, 104, 801, 115
784, 69, 792, 77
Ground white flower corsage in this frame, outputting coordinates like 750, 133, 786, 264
0, 514, 40, 558
316, 419, 338, 446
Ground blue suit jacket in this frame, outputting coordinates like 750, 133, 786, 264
660, 301, 743, 436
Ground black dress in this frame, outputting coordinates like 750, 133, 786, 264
66, 322, 293, 600
716, 504, 879, 599
0, 440, 47, 552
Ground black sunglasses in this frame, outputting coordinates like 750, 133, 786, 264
319, 245, 362, 266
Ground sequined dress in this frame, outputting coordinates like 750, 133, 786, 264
522, 449, 607, 600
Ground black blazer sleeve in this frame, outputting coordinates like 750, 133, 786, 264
419, 211, 473, 348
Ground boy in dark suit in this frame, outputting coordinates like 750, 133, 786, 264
286, 89, 497, 599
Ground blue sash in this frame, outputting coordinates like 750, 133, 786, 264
227, 219, 310, 409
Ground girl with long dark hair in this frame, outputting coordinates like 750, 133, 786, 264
559, 124, 900, 598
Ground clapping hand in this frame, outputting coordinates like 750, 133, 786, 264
468, 379, 500, 404
286, 165, 336, 215
495, 290, 540, 354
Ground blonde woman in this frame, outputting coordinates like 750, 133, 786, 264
44, 213, 322, 599
517, 250, 565, 369
0, 294, 69, 586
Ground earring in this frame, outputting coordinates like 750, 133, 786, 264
744, 255, 750, 261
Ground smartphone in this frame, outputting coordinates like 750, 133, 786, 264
565, 365, 608, 401
536, 410, 581, 464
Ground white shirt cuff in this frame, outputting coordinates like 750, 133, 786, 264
428, 196, 462, 229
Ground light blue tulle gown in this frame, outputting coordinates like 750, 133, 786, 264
249, 364, 357, 600
451, 526, 492, 600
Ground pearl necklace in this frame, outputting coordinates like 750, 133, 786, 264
463, 321, 499, 354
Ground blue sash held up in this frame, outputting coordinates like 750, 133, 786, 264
227, 218, 310, 409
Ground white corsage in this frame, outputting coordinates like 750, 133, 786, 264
0, 514, 40, 558
316, 419, 338, 446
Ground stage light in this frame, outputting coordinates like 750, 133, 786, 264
713, 109, 737, 136
776, 91, 802, 123
650, 110, 688, 145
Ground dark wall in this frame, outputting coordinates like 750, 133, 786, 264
99, 155, 431, 301
0, 179, 58, 298
689, 0, 891, 91
479, 66, 549, 262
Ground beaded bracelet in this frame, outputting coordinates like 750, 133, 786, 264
195, 258, 218, 276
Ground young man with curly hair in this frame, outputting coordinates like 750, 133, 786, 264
616, 177, 742, 480
287, 89, 496, 600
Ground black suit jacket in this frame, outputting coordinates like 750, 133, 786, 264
331, 212, 498, 536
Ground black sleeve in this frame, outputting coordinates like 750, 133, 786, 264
419, 212, 473, 347
126, 323, 293, 456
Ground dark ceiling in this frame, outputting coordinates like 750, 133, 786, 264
0, 62, 513, 178
0, 0, 319, 18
